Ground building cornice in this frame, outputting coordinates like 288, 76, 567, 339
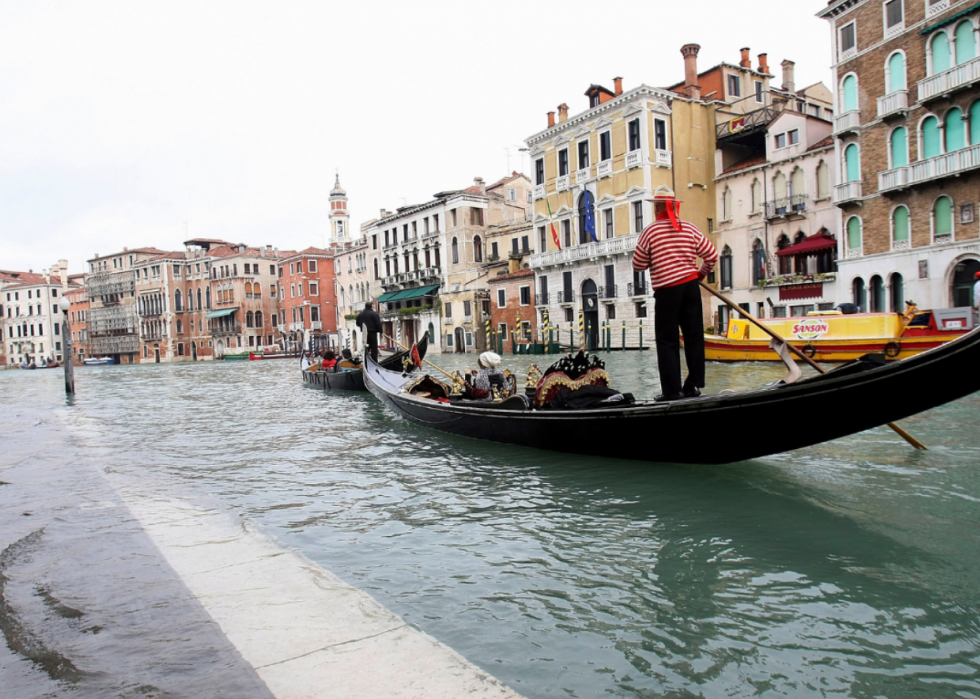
817, 0, 867, 19
525, 85, 673, 146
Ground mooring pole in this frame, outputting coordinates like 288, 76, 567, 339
59, 296, 74, 395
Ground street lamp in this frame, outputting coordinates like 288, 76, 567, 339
59, 295, 74, 395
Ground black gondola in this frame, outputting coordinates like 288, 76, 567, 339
363, 327, 980, 465
302, 335, 428, 391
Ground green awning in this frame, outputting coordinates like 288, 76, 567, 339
205, 307, 238, 319
921, 2, 980, 34
389, 284, 441, 302
376, 291, 400, 303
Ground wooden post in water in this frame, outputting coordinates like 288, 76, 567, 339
639, 319, 644, 351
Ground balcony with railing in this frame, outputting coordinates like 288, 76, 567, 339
532, 184, 545, 199
598, 285, 617, 300
918, 55, 980, 102
765, 194, 808, 219
625, 150, 643, 168
877, 90, 908, 119
596, 160, 612, 178
575, 167, 590, 184
529, 233, 640, 269
556, 174, 570, 191
833, 181, 863, 204
310, 321, 322, 330
421, 229, 440, 241
833, 109, 861, 135
557, 290, 575, 305
654, 149, 672, 168
536, 292, 550, 306
212, 323, 243, 336
879, 144, 980, 192
627, 282, 648, 297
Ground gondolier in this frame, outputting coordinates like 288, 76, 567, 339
632, 185, 719, 402
356, 301, 383, 363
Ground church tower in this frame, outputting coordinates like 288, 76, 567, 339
329, 173, 350, 245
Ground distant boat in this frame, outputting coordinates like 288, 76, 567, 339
249, 350, 301, 360
222, 351, 250, 361
83, 357, 116, 366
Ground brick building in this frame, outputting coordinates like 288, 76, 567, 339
819, 0, 980, 312
279, 247, 339, 351
488, 268, 537, 351
65, 284, 90, 365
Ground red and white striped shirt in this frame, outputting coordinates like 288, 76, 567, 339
632, 217, 719, 290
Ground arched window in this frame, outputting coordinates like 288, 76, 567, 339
254, 283, 261, 297
817, 161, 830, 199
946, 107, 966, 151
374, 259, 379, 279
722, 187, 733, 220
255, 311, 262, 328
890, 126, 909, 168
474, 235, 483, 263
934, 196, 954, 242
869, 275, 885, 313
196, 288, 202, 311
842, 74, 858, 112
793, 231, 807, 274
892, 205, 911, 249
955, 20, 976, 65
578, 190, 596, 243
887, 51, 907, 92
205, 287, 211, 309
245, 282, 253, 298
339, 287, 346, 308
853, 277, 867, 312
777, 234, 792, 275
972, 101, 980, 145
751, 239, 767, 285
174, 289, 182, 312
931, 32, 951, 75
790, 167, 805, 207
847, 216, 863, 256
228, 285, 234, 301
452, 237, 459, 264
751, 179, 762, 214
428, 322, 435, 344
187, 289, 194, 311
720, 246, 733, 289
844, 143, 861, 182
922, 115, 942, 158
890, 273, 905, 312
176, 319, 183, 333
246, 311, 254, 328
773, 172, 787, 214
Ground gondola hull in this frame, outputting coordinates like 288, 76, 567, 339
363, 327, 980, 465
302, 336, 427, 392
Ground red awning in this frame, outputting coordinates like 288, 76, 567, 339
776, 232, 837, 257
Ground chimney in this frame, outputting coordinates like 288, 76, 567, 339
613, 77, 623, 96
740, 48, 751, 69
59, 259, 68, 290
681, 44, 701, 100
475, 177, 486, 195
557, 103, 569, 122
547, 111, 555, 128
781, 59, 796, 95
758, 53, 769, 74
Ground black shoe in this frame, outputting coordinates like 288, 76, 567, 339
682, 386, 702, 398
655, 392, 684, 402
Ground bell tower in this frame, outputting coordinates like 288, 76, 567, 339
329, 172, 350, 245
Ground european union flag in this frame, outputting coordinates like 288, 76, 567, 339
582, 190, 598, 243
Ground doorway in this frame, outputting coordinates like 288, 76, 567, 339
454, 327, 465, 353
951, 258, 980, 307
191, 343, 198, 361
154, 348, 160, 363
581, 279, 599, 349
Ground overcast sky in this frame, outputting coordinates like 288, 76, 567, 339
0, 1, 835, 275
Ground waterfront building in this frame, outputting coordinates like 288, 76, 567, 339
86, 247, 166, 364
368, 173, 531, 354
708, 50, 839, 330
0, 269, 47, 366
207, 242, 290, 357
65, 283, 90, 365
279, 247, 339, 351
134, 245, 215, 362
818, 0, 980, 312
333, 222, 381, 353
1, 261, 74, 365
526, 60, 716, 350
487, 268, 537, 352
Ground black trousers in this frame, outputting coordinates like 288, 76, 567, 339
653, 280, 706, 396
366, 332, 379, 363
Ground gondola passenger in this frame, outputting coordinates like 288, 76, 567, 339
464, 351, 506, 400
321, 350, 338, 372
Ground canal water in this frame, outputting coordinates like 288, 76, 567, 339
3, 353, 980, 698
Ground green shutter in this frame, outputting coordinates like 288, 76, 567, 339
843, 75, 858, 112
932, 33, 951, 74
893, 206, 910, 242
847, 217, 862, 249
956, 21, 976, 65
972, 102, 980, 145
934, 197, 952, 236
891, 127, 909, 167
845, 144, 861, 182
946, 108, 966, 151
888, 52, 907, 92
922, 117, 942, 158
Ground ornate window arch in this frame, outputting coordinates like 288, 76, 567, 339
174, 289, 182, 312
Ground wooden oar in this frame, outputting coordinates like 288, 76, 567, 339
699, 281, 927, 451
382, 334, 458, 382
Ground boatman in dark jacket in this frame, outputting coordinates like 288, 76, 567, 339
632, 185, 719, 402
356, 301, 383, 363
